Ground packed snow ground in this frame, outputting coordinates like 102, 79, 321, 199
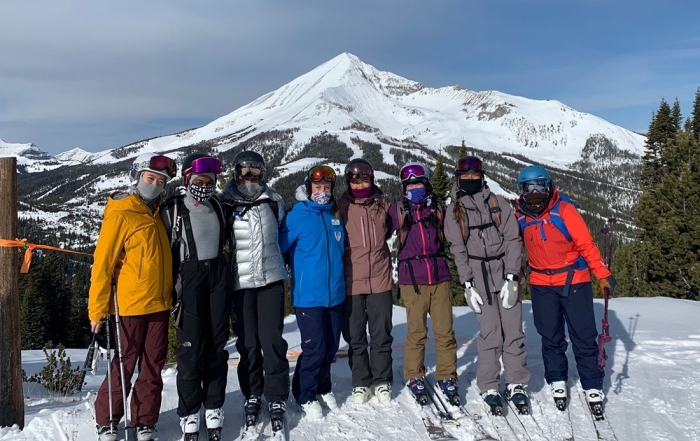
2, 297, 699, 441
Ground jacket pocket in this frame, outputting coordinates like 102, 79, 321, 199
361, 216, 367, 248
371, 216, 377, 247
138, 248, 144, 279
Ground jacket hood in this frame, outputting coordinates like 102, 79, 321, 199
295, 184, 309, 202
223, 179, 268, 202
105, 191, 159, 218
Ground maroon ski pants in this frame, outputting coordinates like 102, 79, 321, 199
95, 310, 169, 427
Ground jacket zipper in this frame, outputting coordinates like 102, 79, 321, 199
371, 215, 377, 247
322, 212, 332, 307
366, 206, 373, 294
416, 206, 433, 285
361, 215, 367, 248
475, 199, 497, 293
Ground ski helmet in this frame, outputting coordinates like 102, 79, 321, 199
517, 165, 552, 194
399, 161, 433, 192
233, 151, 266, 184
181, 153, 222, 186
130, 153, 177, 184
304, 165, 337, 196
344, 158, 375, 187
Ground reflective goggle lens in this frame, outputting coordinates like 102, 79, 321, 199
237, 166, 263, 177
148, 155, 177, 178
456, 156, 483, 173
400, 164, 428, 182
521, 180, 549, 194
308, 165, 337, 182
345, 162, 373, 180
190, 157, 222, 174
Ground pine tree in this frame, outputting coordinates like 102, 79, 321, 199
640, 98, 673, 188
20, 275, 49, 349
692, 87, 700, 141
67, 270, 90, 348
432, 150, 451, 205
458, 140, 468, 158
671, 98, 683, 134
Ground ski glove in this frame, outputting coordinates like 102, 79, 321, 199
599, 275, 617, 297
465, 280, 484, 313
499, 274, 520, 309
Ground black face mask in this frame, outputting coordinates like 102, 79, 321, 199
522, 192, 549, 214
458, 178, 483, 196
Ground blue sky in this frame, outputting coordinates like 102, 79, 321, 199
1, 0, 699, 154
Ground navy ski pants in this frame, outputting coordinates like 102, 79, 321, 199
530, 282, 603, 391
292, 304, 343, 405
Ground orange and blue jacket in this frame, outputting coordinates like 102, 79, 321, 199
515, 189, 611, 287
88, 192, 173, 322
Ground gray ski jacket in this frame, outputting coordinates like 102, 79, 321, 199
223, 182, 288, 290
444, 183, 522, 300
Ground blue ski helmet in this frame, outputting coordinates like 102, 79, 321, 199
517, 166, 552, 193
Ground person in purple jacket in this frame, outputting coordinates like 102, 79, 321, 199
388, 162, 460, 406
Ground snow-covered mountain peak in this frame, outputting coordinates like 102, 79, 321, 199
55, 147, 96, 165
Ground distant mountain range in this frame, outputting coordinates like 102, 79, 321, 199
7, 52, 644, 247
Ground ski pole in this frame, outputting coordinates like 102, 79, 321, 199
106, 317, 114, 430
597, 287, 612, 371
113, 283, 131, 440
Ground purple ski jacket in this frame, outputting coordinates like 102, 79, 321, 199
388, 197, 451, 287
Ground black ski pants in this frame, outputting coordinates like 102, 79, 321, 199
531, 282, 604, 391
176, 256, 232, 417
341, 291, 394, 388
232, 280, 290, 403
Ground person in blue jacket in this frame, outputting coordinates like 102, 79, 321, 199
279, 165, 346, 420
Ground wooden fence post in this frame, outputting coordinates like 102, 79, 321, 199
0, 157, 23, 429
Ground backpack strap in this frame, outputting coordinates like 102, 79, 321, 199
487, 193, 503, 236
397, 200, 412, 251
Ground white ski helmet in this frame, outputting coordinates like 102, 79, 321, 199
130, 153, 177, 185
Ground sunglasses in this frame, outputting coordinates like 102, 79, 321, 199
238, 166, 263, 178
399, 163, 429, 182
520, 180, 549, 194
189, 157, 222, 174
456, 156, 483, 174
308, 165, 337, 182
345, 162, 373, 180
135, 155, 177, 178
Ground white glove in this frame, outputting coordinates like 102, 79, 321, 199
465, 280, 483, 314
499, 274, 520, 309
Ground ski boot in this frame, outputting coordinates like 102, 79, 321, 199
585, 388, 605, 421
96, 425, 118, 441
300, 400, 323, 419
319, 391, 339, 410
437, 378, 461, 406
205, 408, 224, 441
375, 383, 392, 403
505, 383, 529, 415
352, 386, 371, 404
407, 377, 428, 406
244, 395, 262, 427
135, 425, 156, 441
180, 413, 200, 441
269, 401, 286, 432
549, 380, 568, 411
482, 389, 503, 416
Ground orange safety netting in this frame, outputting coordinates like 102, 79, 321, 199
0, 238, 92, 273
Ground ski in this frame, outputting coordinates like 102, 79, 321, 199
504, 399, 549, 441
416, 405, 459, 441
529, 391, 574, 441
238, 412, 264, 441
76, 332, 100, 392
206, 427, 222, 441
576, 386, 618, 441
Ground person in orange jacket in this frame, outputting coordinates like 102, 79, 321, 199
515, 165, 616, 416
88, 153, 176, 441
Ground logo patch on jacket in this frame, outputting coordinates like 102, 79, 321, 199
335, 231, 342, 242
331, 219, 340, 226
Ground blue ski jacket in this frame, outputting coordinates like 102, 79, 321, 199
280, 191, 346, 309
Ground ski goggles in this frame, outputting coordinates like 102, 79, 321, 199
399, 163, 429, 182
308, 165, 337, 183
133, 155, 177, 178
236, 162, 265, 178
520, 179, 550, 194
456, 156, 483, 174
345, 162, 373, 181
190, 157, 222, 174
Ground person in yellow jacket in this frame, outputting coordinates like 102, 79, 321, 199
88, 153, 176, 441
